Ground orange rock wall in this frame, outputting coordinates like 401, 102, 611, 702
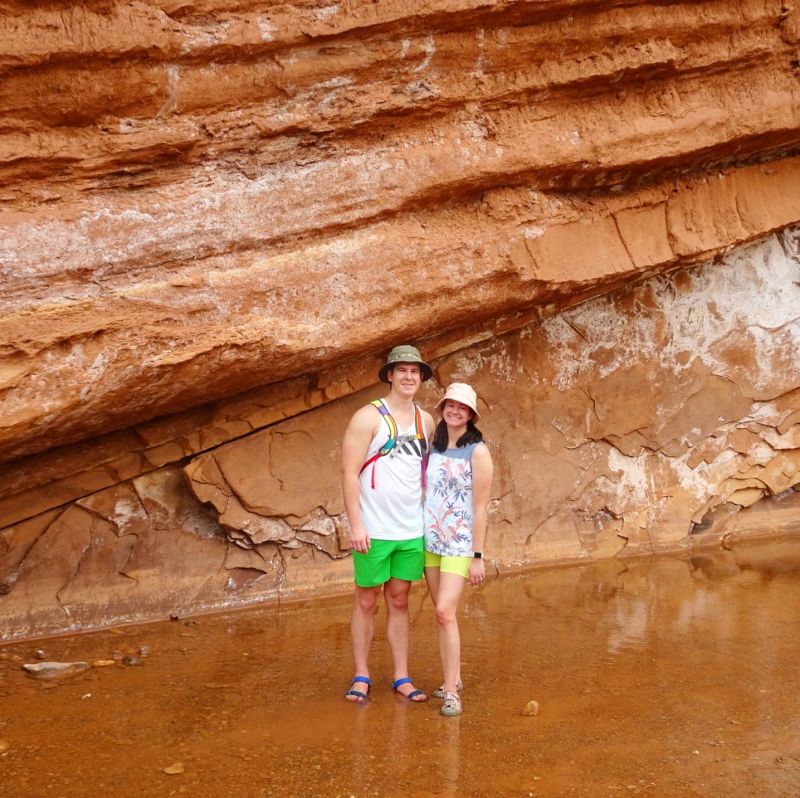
3, 0, 800, 461
1, 0, 800, 638
3, 229, 799, 639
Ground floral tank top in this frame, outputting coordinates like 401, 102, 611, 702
423, 442, 483, 557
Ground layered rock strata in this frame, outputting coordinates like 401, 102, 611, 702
2, 0, 800, 461
1, 1, 800, 638
2, 229, 799, 639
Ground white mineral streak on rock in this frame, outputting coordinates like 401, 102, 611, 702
485, 348, 517, 381
313, 76, 355, 90
413, 34, 436, 73
257, 18, 276, 42
606, 448, 650, 506
180, 21, 232, 54
462, 119, 488, 142
299, 510, 336, 537
450, 351, 484, 380
545, 232, 800, 392
523, 225, 546, 239
471, 28, 485, 79
658, 235, 800, 382
133, 469, 222, 539
544, 302, 658, 389
111, 497, 148, 522
670, 451, 720, 501
315, 4, 340, 23
156, 64, 180, 116
78, 352, 110, 401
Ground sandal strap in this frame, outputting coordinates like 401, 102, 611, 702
391, 677, 412, 689
352, 675, 372, 686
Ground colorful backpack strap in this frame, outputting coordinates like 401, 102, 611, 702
359, 400, 398, 488
373, 399, 398, 455
413, 404, 425, 441
415, 404, 430, 489
359, 400, 430, 490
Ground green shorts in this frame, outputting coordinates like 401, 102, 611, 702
353, 537, 424, 587
424, 550, 471, 578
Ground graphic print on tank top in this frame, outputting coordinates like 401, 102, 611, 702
388, 432, 427, 460
424, 443, 480, 557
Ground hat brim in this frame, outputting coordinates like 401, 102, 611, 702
379, 361, 433, 383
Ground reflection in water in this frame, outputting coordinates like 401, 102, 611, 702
1, 536, 800, 796
350, 699, 371, 776
436, 711, 461, 798
607, 598, 648, 654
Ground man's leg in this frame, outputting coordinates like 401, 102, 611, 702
348, 541, 389, 701
347, 585, 381, 701
384, 577, 412, 678
384, 577, 426, 700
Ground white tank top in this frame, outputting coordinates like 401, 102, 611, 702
359, 403, 428, 540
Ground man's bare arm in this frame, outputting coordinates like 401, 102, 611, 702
341, 405, 379, 553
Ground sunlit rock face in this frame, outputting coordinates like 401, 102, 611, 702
2, 230, 798, 639
183, 228, 800, 562
1, 1, 800, 637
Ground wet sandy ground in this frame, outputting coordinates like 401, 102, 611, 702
2, 538, 800, 798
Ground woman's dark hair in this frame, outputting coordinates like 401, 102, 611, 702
432, 418, 484, 452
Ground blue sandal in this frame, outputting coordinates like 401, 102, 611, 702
345, 675, 371, 702
392, 677, 428, 702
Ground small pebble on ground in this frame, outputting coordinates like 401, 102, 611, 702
22, 661, 90, 680
522, 700, 540, 716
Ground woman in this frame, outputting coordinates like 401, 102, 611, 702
424, 382, 493, 717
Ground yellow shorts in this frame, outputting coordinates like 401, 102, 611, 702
424, 550, 470, 578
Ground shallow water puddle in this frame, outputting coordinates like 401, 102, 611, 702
1, 537, 800, 796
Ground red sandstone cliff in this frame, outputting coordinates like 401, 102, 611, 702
1, 0, 799, 638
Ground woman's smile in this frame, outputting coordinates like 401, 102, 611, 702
443, 399, 471, 425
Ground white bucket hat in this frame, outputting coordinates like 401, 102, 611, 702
435, 382, 481, 421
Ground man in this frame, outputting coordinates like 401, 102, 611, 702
341, 344, 435, 702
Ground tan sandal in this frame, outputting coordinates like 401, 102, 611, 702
432, 681, 462, 699
440, 690, 462, 716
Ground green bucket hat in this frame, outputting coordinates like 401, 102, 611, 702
378, 344, 433, 383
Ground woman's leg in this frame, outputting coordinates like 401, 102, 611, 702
425, 566, 451, 696
424, 565, 441, 604
434, 571, 467, 693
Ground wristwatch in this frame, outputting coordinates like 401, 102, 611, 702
473, 551, 483, 559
